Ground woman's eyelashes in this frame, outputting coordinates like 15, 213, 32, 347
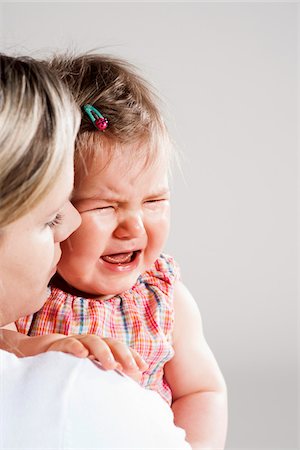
46, 212, 63, 228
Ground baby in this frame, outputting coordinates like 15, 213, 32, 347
16, 53, 227, 449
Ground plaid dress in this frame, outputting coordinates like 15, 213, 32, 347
16, 254, 179, 404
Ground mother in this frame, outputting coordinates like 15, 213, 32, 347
0, 54, 190, 449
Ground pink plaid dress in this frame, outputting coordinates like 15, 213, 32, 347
16, 254, 179, 404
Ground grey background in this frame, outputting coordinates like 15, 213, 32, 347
0, 2, 298, 449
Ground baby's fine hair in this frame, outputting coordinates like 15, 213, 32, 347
47, 53, 172, 174
0, 54, 80, 228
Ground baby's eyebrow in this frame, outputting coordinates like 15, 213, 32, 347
82, 189, 116, 199
146, 188, 170, 197
73, 193, 116, 204
73, 187, 170, 204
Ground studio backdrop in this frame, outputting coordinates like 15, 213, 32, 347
0, 2, 298, 449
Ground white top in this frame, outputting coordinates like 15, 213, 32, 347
0, 350, 191, 449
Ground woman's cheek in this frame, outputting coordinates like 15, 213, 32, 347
33, 229, 56, 266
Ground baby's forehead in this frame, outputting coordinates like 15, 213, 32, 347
72, 173, 169, 209
72, 146, 169, 203
77, 153, 168, 185
75, 136, 170, 178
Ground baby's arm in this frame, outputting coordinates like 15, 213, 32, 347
0, 328, 147, 382
164, 281, 228, 450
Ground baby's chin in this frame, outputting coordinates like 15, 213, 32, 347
48, 272, 93, 298
86, 282, 135, 298
85, 276, 143, 299
55, 265, 143, 298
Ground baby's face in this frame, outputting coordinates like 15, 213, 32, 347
58, 150, 170, 296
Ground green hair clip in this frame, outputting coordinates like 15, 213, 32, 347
83, 104, 108, 131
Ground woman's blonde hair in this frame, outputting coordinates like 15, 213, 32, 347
0, 54, 80, 228
47, 53, 172, 176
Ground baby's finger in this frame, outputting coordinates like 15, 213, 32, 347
129, 347, 148, 371
103, 338, 143, 376
115, 364, 143, 383
75, 335, 118, 371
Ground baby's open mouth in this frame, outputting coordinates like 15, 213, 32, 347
101, 250, 140, 265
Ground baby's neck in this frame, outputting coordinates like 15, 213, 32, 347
50, 273, 114, 301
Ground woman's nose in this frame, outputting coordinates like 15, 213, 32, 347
55, 202, 81, 243
114, 213, 145, 240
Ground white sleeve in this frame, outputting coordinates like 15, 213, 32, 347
65, 359, 191, 449
0, 350, 191, 450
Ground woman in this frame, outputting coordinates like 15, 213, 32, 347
0, 54, 190, 449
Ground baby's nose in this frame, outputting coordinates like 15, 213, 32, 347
114, 214, 145, 239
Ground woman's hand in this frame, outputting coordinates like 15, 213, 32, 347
46, 334, 148, 382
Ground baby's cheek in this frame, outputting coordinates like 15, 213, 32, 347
150, 217, 170, 251
159, 209, 171, 236
60, 236, 78, 258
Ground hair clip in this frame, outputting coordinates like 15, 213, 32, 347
83, 104, 108, 131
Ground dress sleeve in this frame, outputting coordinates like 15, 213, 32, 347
15, 313, 34, 335
141, 253, 181, 296
135, 253, 180, 347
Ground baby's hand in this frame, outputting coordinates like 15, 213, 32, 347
47, 334, 148, 383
